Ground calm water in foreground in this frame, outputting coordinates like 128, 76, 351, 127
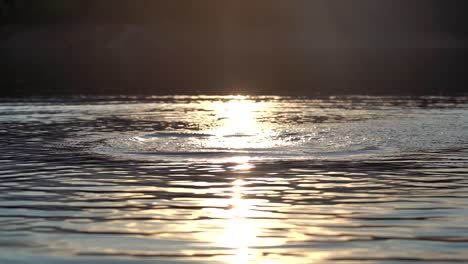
0, 96, 467, 264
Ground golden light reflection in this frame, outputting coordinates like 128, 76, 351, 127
202, 178, 333, 263
214, 99, 261, 136
118, 175, 335, 263
229, 156, 254, 171
205, 99, 277, 151
218, 179, 258, 263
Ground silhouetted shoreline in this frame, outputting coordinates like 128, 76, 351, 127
2, 1, 468, 96
1, 24, 467, 97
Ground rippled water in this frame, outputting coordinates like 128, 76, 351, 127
1, 96, 467, 264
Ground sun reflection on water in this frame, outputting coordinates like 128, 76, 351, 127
229, 156, 254, 171
200, 173, 332, 263
215, 99, 260, 136
205, 98, 278, 151
219, 179, 257, 263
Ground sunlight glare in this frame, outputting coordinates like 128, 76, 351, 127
205, 98, 278, 152
229, 156, 254, 171
218, 179, 258, 263
216, 99, 260, 136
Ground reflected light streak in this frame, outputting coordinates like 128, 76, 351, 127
205, 98, 278, 152
219, 179, 258, 264
213, 178, 332, 263
229, 156, 254, 171
214, 99, 260, 137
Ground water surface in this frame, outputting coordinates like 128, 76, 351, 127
0, 96, 467, 263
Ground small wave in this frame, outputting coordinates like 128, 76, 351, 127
307, 146, 382, 157
125, 151, 250, 157
140, 132, 213, 139
222, 133, 255, 138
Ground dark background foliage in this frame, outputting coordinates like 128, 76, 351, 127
0, 1, 467, 96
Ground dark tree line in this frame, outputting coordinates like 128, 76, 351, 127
1, 1, 467, 35
0, 1, 467, 96
0, 1, 224, 24
0, 0, 88, 23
